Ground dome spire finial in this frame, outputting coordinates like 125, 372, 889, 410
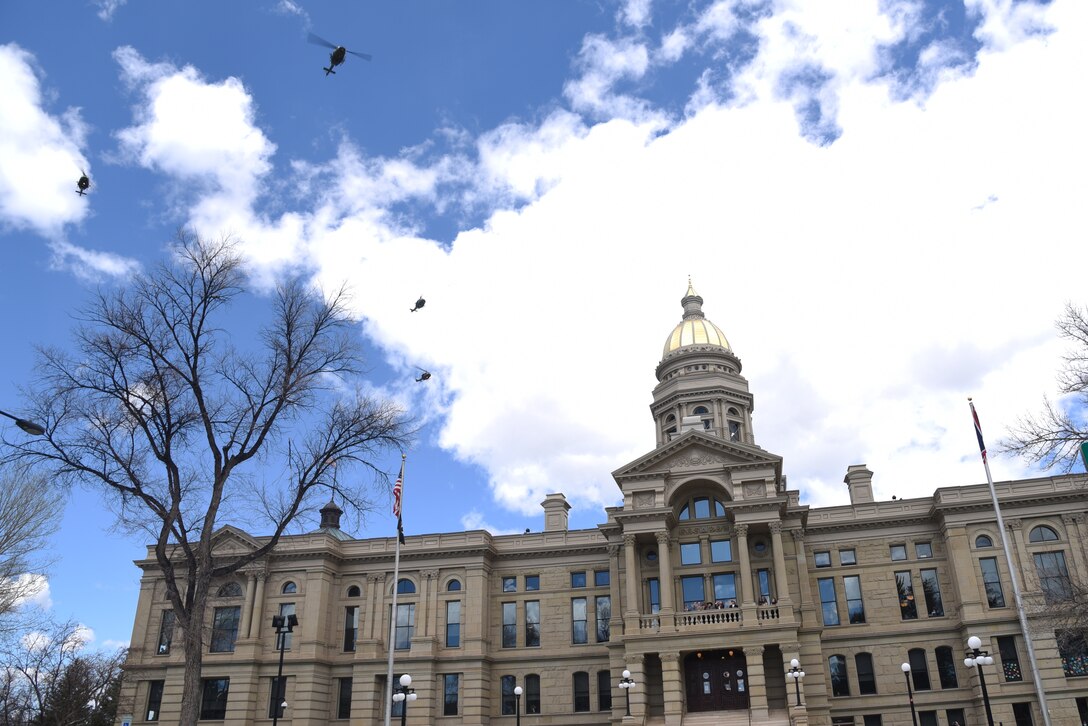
686, 276, 697, 298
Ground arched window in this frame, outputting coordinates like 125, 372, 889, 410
1029, 525, 1059, 543
693, 497, 711, 519
727, 407, 739, 416
281, 581, 297, 595
828, 655, 850, 697
855, 653, 876, 694
975, 535, 993, 548
347, 585, 361, 597
664, 414, 677, 438
908, 648, 931, 690
447, 579, 462, 592
397, 578, 416, 594
693, 406, 709, 415
216, 582, 242, 598
725, 407, 742, 442
714, 499, 726, 517
678, 504, 690, 520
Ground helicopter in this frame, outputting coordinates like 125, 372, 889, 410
410, 296, 426, 313
307, 32, 372, 76
415, 368, 432, 383
76, 171, 90, 196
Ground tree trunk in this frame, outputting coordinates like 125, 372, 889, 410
178, 597, 208, 726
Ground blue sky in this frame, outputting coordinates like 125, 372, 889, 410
1, 0, 1084, 650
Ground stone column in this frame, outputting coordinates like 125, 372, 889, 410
239, 571, 257, 640
746, 644, 768, 720
656, 531, 676, 616
1063, 514, 1087, 584
364, 573, 385, 640
624, 652, 646, 722
661, 651, 683, 726
624, 535, 639, 617
421, 569, 439, 637
736, 524, 754, 606
770, 522, 789, 603
1006, 519, 1033, 591
942, 524, 983, 619
608, 543, 623, 635
249, 571, 268, 640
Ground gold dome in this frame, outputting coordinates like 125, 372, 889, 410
662, 280, 731, 357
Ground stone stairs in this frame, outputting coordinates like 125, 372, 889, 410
677, 710, 792, 726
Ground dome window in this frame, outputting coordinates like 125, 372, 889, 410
1029, 525, 1059, 543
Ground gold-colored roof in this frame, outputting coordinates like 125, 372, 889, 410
662, 280, 731, 356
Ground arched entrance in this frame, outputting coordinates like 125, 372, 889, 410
683, 650, 749, 712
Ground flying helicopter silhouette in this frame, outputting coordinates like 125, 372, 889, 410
76, 171, 90, 196
415, 368, 432, 383
307, 32, 372, 76
410, 296, 426, 313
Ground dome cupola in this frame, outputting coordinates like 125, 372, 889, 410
662, 280, 731, 358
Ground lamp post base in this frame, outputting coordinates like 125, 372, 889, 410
791, 704, 809, 726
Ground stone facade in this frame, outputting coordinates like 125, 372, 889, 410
116, 286, 1088, 726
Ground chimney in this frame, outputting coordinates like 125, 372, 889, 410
844, 465, 875, 504
541, 493, 571, 532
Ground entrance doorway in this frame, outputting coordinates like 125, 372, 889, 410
684, 650, 749, 712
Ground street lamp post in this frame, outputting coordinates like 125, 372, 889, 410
619, 669, 636, 716
901, 663, 918, 726
965, 635, 996, 726
271, 613, 298, 726
786, 659, 805, 707
0, 409, 45, 436
514, 685, 523, 726
392, 673, 417, 726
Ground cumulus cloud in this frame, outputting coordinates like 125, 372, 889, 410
112, 0, 1088, 525
8, 573, 52, 610
0, 44, 90, 237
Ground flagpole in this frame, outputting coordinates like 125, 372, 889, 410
969, 399, 1051, 726
384, 453, 407, 726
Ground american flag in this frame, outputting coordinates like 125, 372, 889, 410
393, 457, 405, 544
969, 398, 987, 462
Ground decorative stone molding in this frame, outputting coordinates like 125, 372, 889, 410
635, 492, 655, 509
790, 529, 805, 543
624, 534, 637, 547
660, 652, 680, 664
608, 545, 621, 557
671, 453, 728, 467
769, 522, 783, 535
1006, 519, 1023, 530
743, 483, 763, 498
421, 569, 439, 580
655, 531, 672, 547
368, 573, 386, 584
735, 524, 749, 538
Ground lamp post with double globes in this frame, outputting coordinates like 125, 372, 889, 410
786, 659, 805, 707
618, 669, 636, 716
901, 662, 918, 726
965, 635, 996, 726
271, 613, 298, 726
392, 673, 417, 726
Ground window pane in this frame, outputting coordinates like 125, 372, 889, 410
829, 655, 850, 697
210, 606, 241, 652
648, 578, 660, 613
856, 653, 876, 695
980, 557, 1006, 607
503, 602, 516, 648
596, 596, 611, 642
916, 542, 933, 559
501, 675, 516, 715
681, 542, 701, 565
935, 647, 958, 689
526, 600, 541, 647
1034, 551, 1072, 603
572, 598, 587, 644
338, 677, 353, 719
598, 670, 612, 711
710, 539, 732, 562
146, 680, 164, 721
395, 603, 415, 650
446, 601, 461, 648
844, 575, 865, 624
275, 603, 295, 650
814, 551, 831, 568
818, 578, 839, 626
526, 674, 541, 714
571, 572, 586, 588
890, 545, 907, 561
525, 575, 539, 591
712, 573, 736, 603
595, 570, 610, 587
157, 611, 175, 655
840, 549, 857, 566
573, 672, 590, 712
268, 677, 287, 719
344, 606, 359, 652
199, 678, 229, 720
693, 497, 711, 518
1058, 630, 1088, 677
682, 576, 706, 610
503, 577, 517, 592
908, 649, 931, 690
443, 674, 459, 716
920, 569, 944, 616
998, 636, 1023, 682
896, 571, 917, 620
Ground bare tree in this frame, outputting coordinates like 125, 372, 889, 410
4, 233, 413, 725
1003, 303, 1088, 470
0, 464, 61, 624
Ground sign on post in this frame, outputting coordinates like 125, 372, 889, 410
1081, 441, 1088, 472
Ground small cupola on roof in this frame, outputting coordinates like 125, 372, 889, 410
662, 280, 731, 358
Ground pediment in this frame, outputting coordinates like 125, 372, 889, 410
613, 430, 782, 481
210, 525, 262, 556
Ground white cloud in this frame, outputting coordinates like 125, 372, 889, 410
95, 0, 127, 21
0, 44, 90, 237
49, 240, 141, 281
460, 510, 524, 536
115, 0, 1088, 523
8, 573, 52, 610
620, 0, 654, 29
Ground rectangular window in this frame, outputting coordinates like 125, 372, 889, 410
998, 635, 1023, 682
501, 675, 516, 715
573, 672, 590, 712
920, 568, 944, 617
502, 602, 517, 648
844, 575, 865, 624
896, 571, 917, 620
598, 670, 612, 711
840, 549, 857, 566
157, 610, 175, 655
199, 678, 229, 720
829, 655, 850, 696
268, 677, 287, 719
502, 576, 517, 592
1034, 551, 1072, 602
526, 674, 541, 714
595, 570, 610, 587
210, 606, 241, 652
394, 603, 415, 650
572, 598, 587, 644
936, 647, 958, 689
918, 712, 938, 726
946, 709, 966, 726
818, 577, 839, 626
648, 578, 661, 613
757, 569, 772, 601
146, 680, 164, 721
814, 551, 832, 568
908, 650, 931, 691
526, 600, 541, 647
1013, 702, 1034, 726
275, 603, 295, 650
855, 653, 876, 695
443, 674, 459, 716
712, 573, 736, 604
682, 575, 706, 610
863, 717, 883, 726
831, 719, 854, 726
571, 571, 586, 588
680, 542, 702, 565
890, 544, 907, 561
916, 542, 933, 559
337, 677, 352, 719
710, 539, 732, 562
446, 600, 461, 648
596, 596, 611, 642
980, 557, 1006, 607
1058, 630, 1088, 677
1077, 698, 1088, 725
525, 574, 540, 591
343, 606, 359, 652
